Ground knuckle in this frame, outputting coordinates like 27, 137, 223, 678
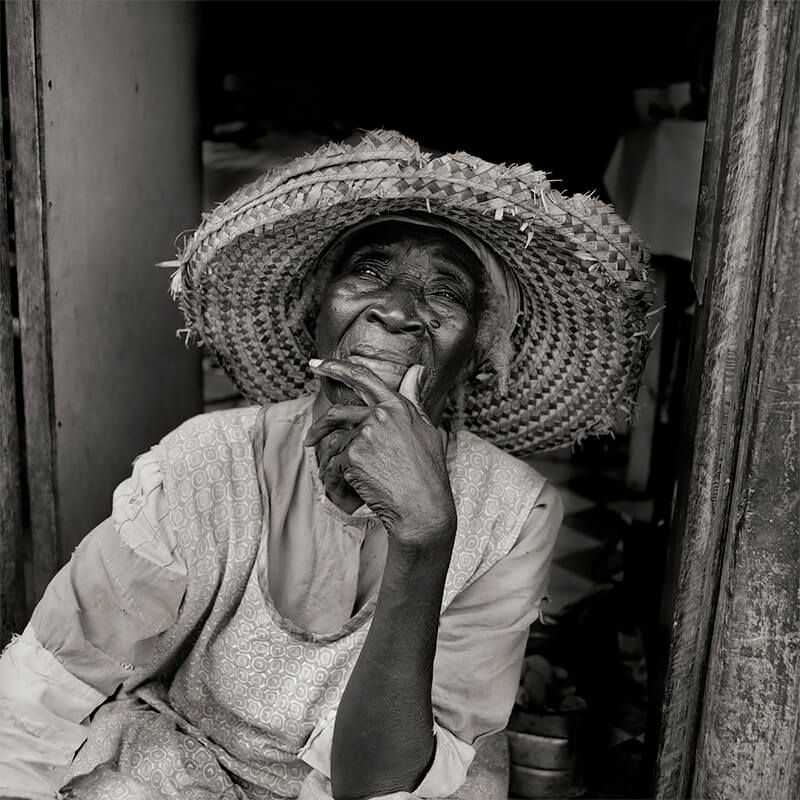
348, 439, 364, 459
352, 365, 372, 380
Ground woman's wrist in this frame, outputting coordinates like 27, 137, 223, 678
377, 531, 454, 616
386, 521, 455, 565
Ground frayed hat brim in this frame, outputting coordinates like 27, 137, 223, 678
172, 130, 654, 455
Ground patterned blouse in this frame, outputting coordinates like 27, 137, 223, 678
0, 394, 562, 800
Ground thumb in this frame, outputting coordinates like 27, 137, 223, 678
398, 364, 425, 409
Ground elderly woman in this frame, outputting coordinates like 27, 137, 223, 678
0, 131, 652, 800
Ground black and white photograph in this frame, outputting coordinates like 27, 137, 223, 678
0, 1, 797, 799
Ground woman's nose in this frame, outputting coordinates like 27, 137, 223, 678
365, 288, 425, 334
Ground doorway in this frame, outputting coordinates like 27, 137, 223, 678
195, 2, 719, 796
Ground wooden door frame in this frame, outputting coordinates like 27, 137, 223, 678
655, 1, 799, 797
0, 5, 26, 645
0, 0, 59, 637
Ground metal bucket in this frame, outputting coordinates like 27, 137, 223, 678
506, 705, 589, 798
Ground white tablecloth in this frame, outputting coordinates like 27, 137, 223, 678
603, 119, 705, 262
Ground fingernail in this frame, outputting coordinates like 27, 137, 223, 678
417, 365, 426, 387
309, 358, 322, 367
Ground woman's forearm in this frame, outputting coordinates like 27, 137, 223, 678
330, 531, 454, 800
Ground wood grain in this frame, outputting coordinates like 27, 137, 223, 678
693, 3, 800, 795
5, 0, 59, 606
0, 9, 25, 646
656, 1, 800, 797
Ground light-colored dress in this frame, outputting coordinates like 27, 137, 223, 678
0, 395, 562, 800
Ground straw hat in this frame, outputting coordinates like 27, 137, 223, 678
168, 130, 653, 456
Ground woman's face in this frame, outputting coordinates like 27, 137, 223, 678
314, 222, 483, 421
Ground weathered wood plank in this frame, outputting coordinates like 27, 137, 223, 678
0, 10, 25, 647
5, 0, 59, 606
655, 1, 800, 796
688, 4, 741, 308
693, 3, 800, 795
34, 2, 203, 555
654, 5, 741, 792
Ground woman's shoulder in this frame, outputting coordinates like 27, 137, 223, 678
161, 394, 315, 447
452, 428, 547, 494
160, 404, 261, 445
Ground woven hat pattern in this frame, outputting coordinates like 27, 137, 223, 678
172, 130, 653, 456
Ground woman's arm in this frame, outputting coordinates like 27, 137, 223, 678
0, 452, 186, 799
331, 533, 453, 799
305, 360, 457, 800
0, 625, 106, 800
297, 483, 563, 800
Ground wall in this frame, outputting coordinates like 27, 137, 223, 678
37, 1, 203, 556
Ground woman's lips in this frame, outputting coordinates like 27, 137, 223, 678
345, 354, 409, 388
347, 345, 415, 365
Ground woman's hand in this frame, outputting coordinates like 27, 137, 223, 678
312, 361, 456, 799
308, 360, 459, 797
304, 358, 457, 552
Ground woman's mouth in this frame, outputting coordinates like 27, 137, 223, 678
345, 354, 409, 389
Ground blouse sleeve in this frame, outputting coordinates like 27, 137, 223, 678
421, 481, 563, 797
0, 449, 187, 800
431, 482, 562, 739
298, 482, 563, 799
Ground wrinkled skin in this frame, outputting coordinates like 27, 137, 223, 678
305, 361, 455, 547
306, 222, 483, 533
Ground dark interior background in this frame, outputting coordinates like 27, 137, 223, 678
198, 0, 718, 195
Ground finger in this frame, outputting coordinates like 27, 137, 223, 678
399, 365, 434, 425
304, 405, 371, 446
308, 358, 396, 405
398, 364, 426, 411
324, 449, 353, 487
324, 424, 357, 460
321, 424, 363, 476
318, 442, 335, 478
317, 429, 346, 475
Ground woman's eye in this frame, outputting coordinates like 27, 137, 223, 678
351, 264, 382, 279
431, 287, 466, 305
